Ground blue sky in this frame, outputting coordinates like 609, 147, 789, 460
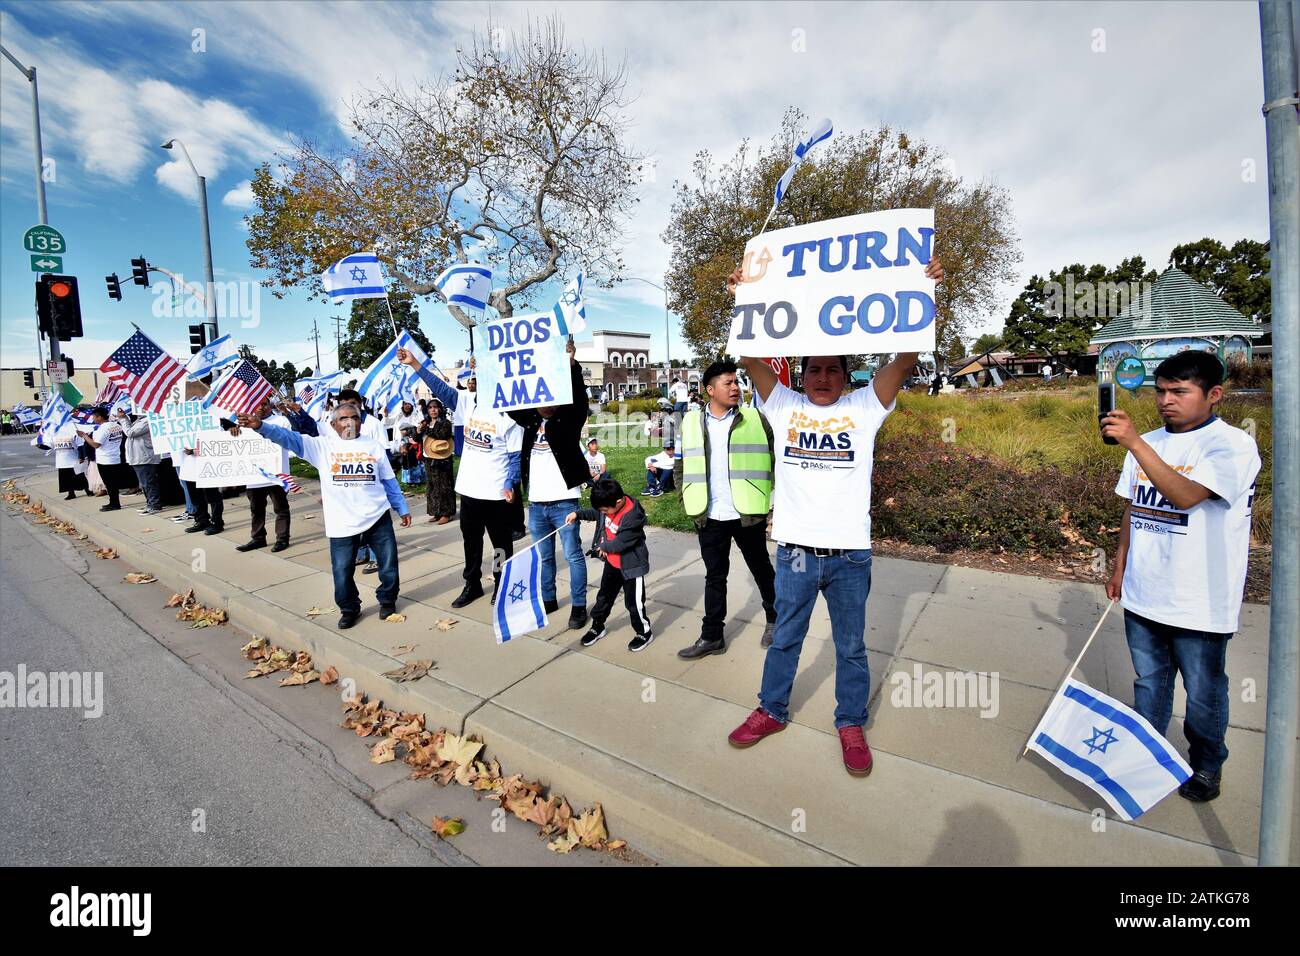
0, 1, 1272, 375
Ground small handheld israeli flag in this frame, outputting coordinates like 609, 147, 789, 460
184, 333, 240, 381
493, 542, 548, 644
551, 271, 587, 336
13, 404, 40, 427
357, 330, 430, 414
322, 252, 388, 302
772, 117, 833, 209
434, 263, 493, 313
1026, 677, 1192, 820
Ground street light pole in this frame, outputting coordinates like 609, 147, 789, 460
2, 43, 57, 396
160, 139, 219, 343
626, 276, 672, 398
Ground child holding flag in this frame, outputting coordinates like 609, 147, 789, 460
565, 478, 653, 652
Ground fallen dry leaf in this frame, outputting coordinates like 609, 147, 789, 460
278, 670, 320, 687
95, 548, 118, 560
434, 618, 458, 631
164, 588, 194, 607
392, 643, 415, 654
431, 816, 465, 839
547, 828, 580, 854
305, 606, 327, 618
606, 840, 627, 851
436, 732, 484, 767
573, 803, 608, 847
382, 613, 407, 623
123, 572, 156, 584
140, 528, 155, 534
369, 738, 398, 764
320, 665, 339, 685
381, 660, 433, 683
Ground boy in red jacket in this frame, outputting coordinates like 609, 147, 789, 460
565, 477, 653, 652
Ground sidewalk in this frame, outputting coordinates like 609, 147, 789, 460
17, 472, 1293, 866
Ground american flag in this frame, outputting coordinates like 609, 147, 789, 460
99, 331, 186, 413
203, 359, 273, 416
256, 467, 301, 493
94, 380, 123, 406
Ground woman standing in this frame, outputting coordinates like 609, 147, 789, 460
50, 425, 89, 499
420, 399, 455, 524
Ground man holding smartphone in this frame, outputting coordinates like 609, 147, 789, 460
1103, 351, 1260, 803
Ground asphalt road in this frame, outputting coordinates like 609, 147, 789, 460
0, 448, 636, 867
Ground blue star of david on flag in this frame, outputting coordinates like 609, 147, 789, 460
322, 251, 388, 301
509, 581, 528, 603
1083, 726, 1118, 755
493, 541, 549, 644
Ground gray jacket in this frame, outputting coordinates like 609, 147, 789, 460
124, 417, 158, 466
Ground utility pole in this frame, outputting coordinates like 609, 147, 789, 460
160, 140, 218, 342
2, 43, 58, 397
309, 319, 322, 372
332, 314, 346, 369
1257, 0, 1298, 868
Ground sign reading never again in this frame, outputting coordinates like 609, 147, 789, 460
474, 312, 573, 412
727, 208, 937, 357
179, 428, 283, 487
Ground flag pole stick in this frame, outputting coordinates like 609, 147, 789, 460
1021, 599, 1116, 757
756, 203, 778, 237
383, 292, 399, 340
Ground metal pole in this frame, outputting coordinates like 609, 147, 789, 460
663, 284, 671, 400
196, 174, 218, 342
1258, 0, 1299, 867
311, 319, 322, 371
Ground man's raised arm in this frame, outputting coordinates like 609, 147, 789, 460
397, 348, 459, 411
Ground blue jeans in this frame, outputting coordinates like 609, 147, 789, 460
328, 512, 399, 615
643, 468, 672, 493
529, 501, 587, 607
177, 467, 195, 515
759, 546, 873, 729
1124, 610, 1231, 775
132, 463, 162, 510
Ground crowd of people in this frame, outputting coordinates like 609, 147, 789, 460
42, 252, 1261, 796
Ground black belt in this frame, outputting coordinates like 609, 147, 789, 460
779, 542, 846, 557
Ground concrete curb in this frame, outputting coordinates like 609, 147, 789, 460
14, 476, 827, 865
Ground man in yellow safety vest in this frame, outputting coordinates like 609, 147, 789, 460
676, 359, 778, 660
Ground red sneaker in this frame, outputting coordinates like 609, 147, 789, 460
728, 708, 787, 748
838, 726, 873, 776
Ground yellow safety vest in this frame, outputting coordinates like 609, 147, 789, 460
681, 405, 773, 518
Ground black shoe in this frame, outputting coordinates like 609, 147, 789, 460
99, 504, 121, 512
362, 562, 379, 574
271, 540, 289, 553
512, 529, 528, 541
1178, 770, 1221, 802
544, 598, 559, 614
203, 524, 224, 536
580, 625, 608, 647
64, 493, 75, 500
451, 582, 484, 609
338, 612, 359, 630
379, 604, 397, 618
236, 539, 267, 552
568, 606, 588, 630
677, 636, 726, 660
761, 621, 776, 649
628, 631, 655, 652
184, 522, 210, 533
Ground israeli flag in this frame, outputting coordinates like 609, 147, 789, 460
296, 370, 344, 417
184, 333, 240, 381
322, 252, 388, 302
434, 263, 493, 313
551, 271, 587, 336
14, 404, 40, 427
1026, 677, 1192, 820
357, 330, 431, 414
773, 117, 833, 208
493, 542, 548, 644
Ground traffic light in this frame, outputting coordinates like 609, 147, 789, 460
35, 274, 83, 339
105, 273, 122, 301
189, 324, 207, 355
23, 370, 34, 388
62, 355, 74, 377
130, 256, 150, 287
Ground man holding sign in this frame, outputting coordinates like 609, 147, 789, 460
725, 210, 943, 779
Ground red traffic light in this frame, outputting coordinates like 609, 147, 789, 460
49, 280, 73, 298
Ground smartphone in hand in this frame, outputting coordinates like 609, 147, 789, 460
1098, 383, 1117, 445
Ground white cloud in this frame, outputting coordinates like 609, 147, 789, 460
222, 180, 255, 209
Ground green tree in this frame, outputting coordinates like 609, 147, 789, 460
236, 347, 301, 392
1169, 237, 1270, 323
1002, 257, 1158, 359
338, 291, 434, 372
244, 14, 642, 326
971, 332, 1002, 354
661, 109, 1022, 359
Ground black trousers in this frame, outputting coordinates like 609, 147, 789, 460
699, 518, 777, 642
510, 482, 526, 532
591, 563, 650, 636
460, 494, 515, 584
99, 462, 133, 507
186, 481, 224, 527
247, 485, 291, 543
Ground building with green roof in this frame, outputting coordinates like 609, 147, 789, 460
1090, 266, 1263, 385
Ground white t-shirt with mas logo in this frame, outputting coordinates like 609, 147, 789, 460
294, 430, 397, 538
455, 397, 523, 501
763, 382, 894, 550
1115, 417, 1260, 633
